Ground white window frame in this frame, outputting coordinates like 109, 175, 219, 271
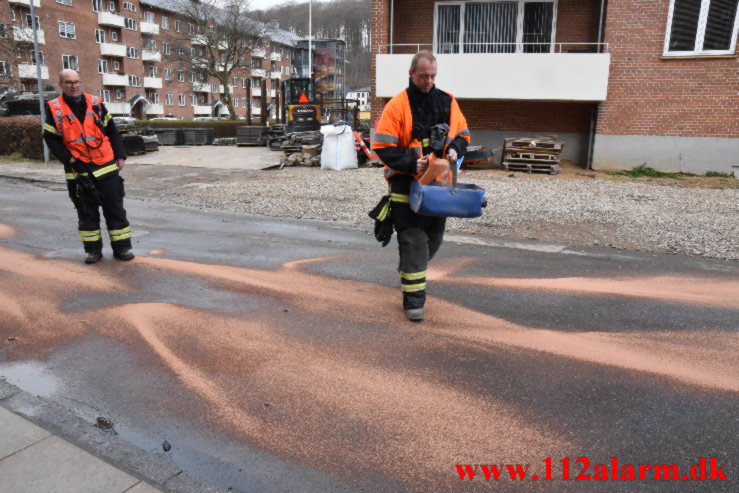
125, 18, 137, 31
0, 61, 11, 77
100, 89, 110, 102
26, 14, 40, 28
10, 10, 16, 22
162, 17, 169, 30
0, 24, 7, 40
57, 0, 73, 6
163, 42, 170, 55
241, 78, 247, 88
116, 88, 124, 99
164, 67, 172, 80
98, 59, 108, 73
62, 54, 79, 70
175, 20, 182, 32
123, 1, 136, 12
129, 74, 140, 86
95, 28, 105, 43
148, 66, 158, 77
663, 0, 739, 56
111, 31, 118, 41
127, 46, 138, 58
58, 21, 76, 39
92, 0, 102, 12
113, 60, 120, 70
178, 94, 185, 106
145, 12, 155, 23
190, 94, 196, 106
242, 97, 247, 107
166, 93, 173, 106
433, 0, 558, 54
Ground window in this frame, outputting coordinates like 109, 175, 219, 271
58, 21, 76, 39
116, 89, 124, 99
233, 99, 238, 107
164, 68, 172, 80
242, 98, 247, 107
190, 95, 196, 106
175, 20, 182, 32
241, 78, 247, 88
62, 54, 79, 70
100, 89, 110, 102
98, 59, 108, 73
10, 10, 16, 22
434, 0, 555, 54
177, 70, 184, 82
123, 1, 136, 12
162, 16, 169, 30
128, 74, 140, 86
199, 94, 205, 103
127, 46, 138, 58
30, 50, 44, 65
166, 93, 173, 106
144, 38, 156, 51
232, 76, 238, 86
0, 61, 11, 77
190, 72, 196, 82
178, 94, 185, 106
163, 42, 170, 55
210, 83, 218, 93
26, 15, 40, 28
148, 66, 157, 77
148, 92, 160, 104
108, 1, 115, 12
665, 0, 739, 55
145, 12, 154, 23
57, 0, 72, 6
113, 60, 120, 70
125, 18, 137, 31
95, 29, 105, 43
0, 24, 6, 39
92, 0, 102, 12
188, 23, 195, 35
111, 31, 118, 41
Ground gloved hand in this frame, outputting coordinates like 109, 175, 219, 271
374, 218, 394, 247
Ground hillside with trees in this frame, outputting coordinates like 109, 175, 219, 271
257, 0, 371, 90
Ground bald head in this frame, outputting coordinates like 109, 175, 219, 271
58, 69, 81, 98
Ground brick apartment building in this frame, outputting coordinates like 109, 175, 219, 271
371, 0, 738, 173
2, 0, 297, 119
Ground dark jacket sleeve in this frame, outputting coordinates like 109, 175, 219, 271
100, 103, 126, 160
43, 110, 73, 165
447, 136, 468, 158
375, 147, 418, 174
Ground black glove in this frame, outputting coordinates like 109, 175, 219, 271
368, 195, 394, 247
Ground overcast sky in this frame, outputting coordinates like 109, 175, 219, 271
248, 0, 307, 12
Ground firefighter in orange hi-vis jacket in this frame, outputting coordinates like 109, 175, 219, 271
371, 51, 470, 322
43, 69, 134, 265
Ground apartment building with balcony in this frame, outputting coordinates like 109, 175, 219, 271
371, 0, 738, 173
293, 38, 346, 100
1, 0, 297, 120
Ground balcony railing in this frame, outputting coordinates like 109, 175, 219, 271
144, 77, 162, 89
18, 64, 48, 79
269, 71, 281, 79
146, 104, 164, 115
191, 35, 206, 46
102, 73, 128, 86
251, 107, 261, 116
106, 102, 131, 115
269, 52, 281, 62
251, 68, 266, 78
375, 45, 611, 102
100, 42, 127, 57
193, 105, 211, 115
251, 87, 261, 97
251, 48, 266, 58
192, 82, 210, 93
98, 11, 125, 28
9, 0, 40, 6
13, 26, 45, 44
142, 50, 161, 62
140, 22, 160, 35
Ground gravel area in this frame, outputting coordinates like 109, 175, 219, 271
158, 167, 739, 261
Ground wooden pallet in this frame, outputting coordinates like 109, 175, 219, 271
502, 161, 560, 175
505, 152, 560, 162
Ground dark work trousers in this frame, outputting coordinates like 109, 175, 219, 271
391, 202, 446, 309
75, 172, 131, 254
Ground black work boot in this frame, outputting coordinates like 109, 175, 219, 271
113, 250, 135, 261
404, 307, 425, 322
84, 251, 103, 264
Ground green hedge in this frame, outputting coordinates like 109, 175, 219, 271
134, 120, 276, 138
0, 117, 44, 160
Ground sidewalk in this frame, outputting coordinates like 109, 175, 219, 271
0, 407, 161, 493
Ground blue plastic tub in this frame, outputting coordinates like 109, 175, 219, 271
410, 180, 486, 218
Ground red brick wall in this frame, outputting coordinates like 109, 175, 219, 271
597, 0, 739, 138
371, 0, 602, 132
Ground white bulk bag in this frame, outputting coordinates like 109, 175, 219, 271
320, 124, 358, 170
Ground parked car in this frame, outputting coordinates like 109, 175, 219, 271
150, 116, 178, 121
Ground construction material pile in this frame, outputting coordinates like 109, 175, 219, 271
236, 126, 265, 146
502, 136, 564, 175
279, 144, 321, 168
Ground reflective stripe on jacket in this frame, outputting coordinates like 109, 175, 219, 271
47, 94, 116, 167
371, 89, 470, 181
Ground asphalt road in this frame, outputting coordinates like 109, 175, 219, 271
0, 178, 737, 492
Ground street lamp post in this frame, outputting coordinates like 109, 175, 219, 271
29, 0, 49, 163
308, 0, 312, 78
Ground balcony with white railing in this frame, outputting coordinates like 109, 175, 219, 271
144, 77, 162, 89
106, 102, 131, 115
375, 43, 611, 102
193, 82, 210, 93
142, 50, 161, 62
191, 35, 206, 46
98, 11, 125, 28
140, 22, 160, 35
250, 87, 261, 97
269, 71, 281, 79
269, 89, 276, 98
13, 26, 45, 44
251, 48, 266, 58
9, 0, 40, 6
18, 64, 48, 79
102, 73, 128, 86
251, 68, 266, 78
251, 107, 261, 116
100, 42, 127, 57
146, 104, 164, 115
194, 105, 211, 115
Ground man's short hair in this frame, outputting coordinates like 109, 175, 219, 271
410, 51, 436, 72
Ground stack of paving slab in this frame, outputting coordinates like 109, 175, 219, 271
152, 128, 184, 146
182, 128, 215, 145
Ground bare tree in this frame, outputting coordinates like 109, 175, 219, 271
166, 0, 264, 119
0, 12, 20, 96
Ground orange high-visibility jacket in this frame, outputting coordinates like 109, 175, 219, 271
46, 94, 115, 166
372, 89, 470, 181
